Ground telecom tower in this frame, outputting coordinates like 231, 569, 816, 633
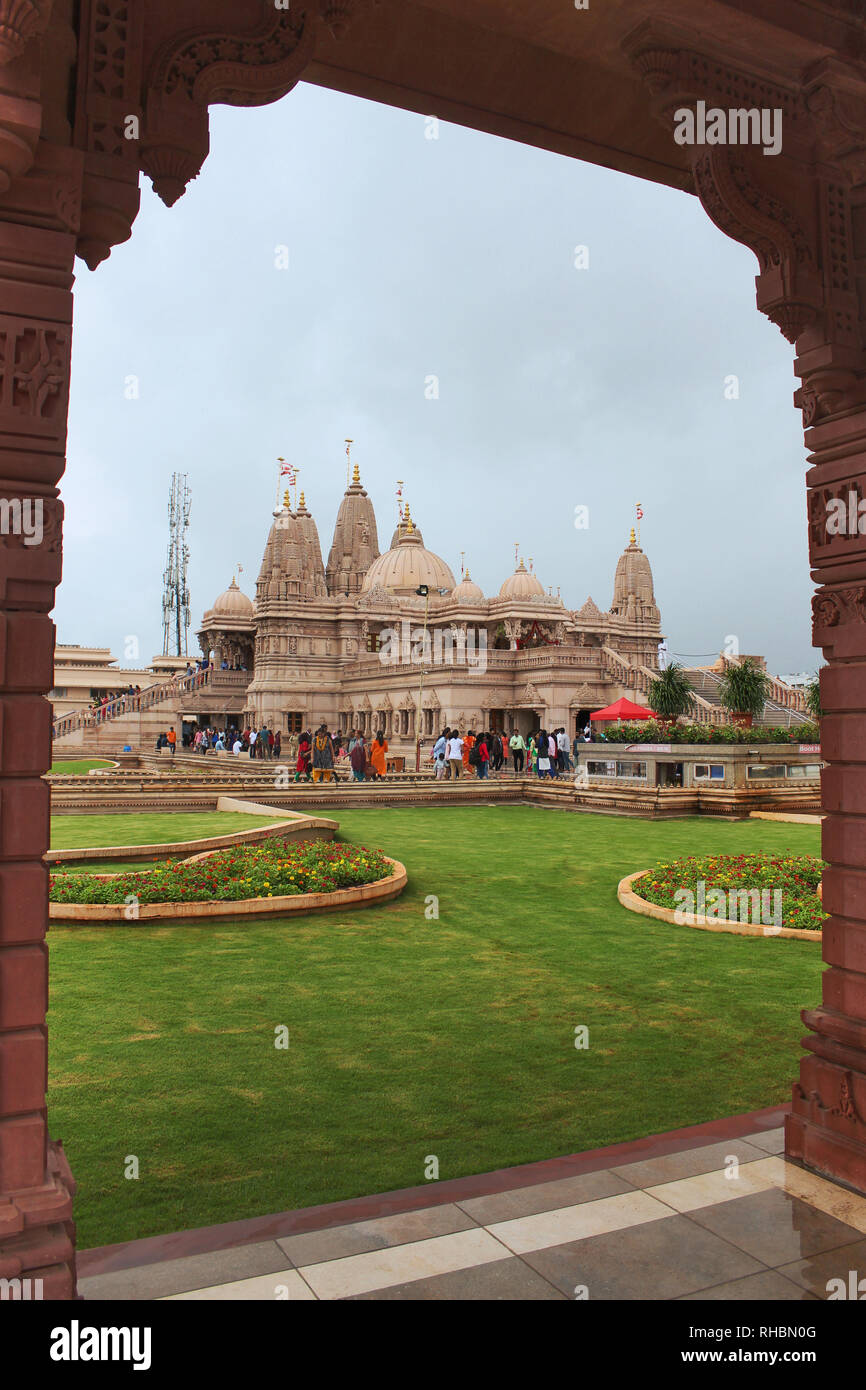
161, 472, 192, 657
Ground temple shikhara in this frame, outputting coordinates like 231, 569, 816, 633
194, 465, 664, 744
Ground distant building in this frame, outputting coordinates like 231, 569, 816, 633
51, 646, 182, 717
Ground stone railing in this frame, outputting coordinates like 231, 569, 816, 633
52, 668, 213, 738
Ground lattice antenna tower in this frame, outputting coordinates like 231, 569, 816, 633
161, 472, 192, 657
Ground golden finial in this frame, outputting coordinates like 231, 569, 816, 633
299, 491, 306, 509
283, 489, 290, 507
630, 527, 636, 544
352, 461, 360, 485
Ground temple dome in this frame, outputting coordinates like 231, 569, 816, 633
499, 559, 544, 600
611, 530, 656, 614
452, 570, 484, 604
361, 520, 455, 596
206, 576, 254, 621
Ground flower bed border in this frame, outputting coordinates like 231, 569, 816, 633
617, 869, 822, 941
49, 856, 407, 922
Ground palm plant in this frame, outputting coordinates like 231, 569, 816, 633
647, 661, 694, 721
718, 657, 772, 724
805, 674, 823, 721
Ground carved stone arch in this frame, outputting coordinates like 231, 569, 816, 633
139, 2, 365, 207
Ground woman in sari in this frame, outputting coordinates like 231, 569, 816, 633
462, 730, 475, 773
369, 731, 388, 779
526, 734, 537, 775
295, 730, 312, 782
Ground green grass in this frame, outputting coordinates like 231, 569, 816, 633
50, 759, 115, 776
50, 811, 281, 851
46, 806, 823, 1249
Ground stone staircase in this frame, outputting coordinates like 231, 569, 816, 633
52, 668, 214, 750
682, 664, 806, 729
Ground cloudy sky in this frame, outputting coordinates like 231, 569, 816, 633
58, 80, 813, 677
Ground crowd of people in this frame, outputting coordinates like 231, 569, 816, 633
154, 721, 596, 782
428, 727, 592, 779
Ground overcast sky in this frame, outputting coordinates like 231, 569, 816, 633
58, 81, 814, 677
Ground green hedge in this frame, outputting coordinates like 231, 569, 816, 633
597, 721, 819, 746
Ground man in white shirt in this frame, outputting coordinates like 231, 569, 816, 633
447, 732, 463, 779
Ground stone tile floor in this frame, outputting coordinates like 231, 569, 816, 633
77, 1111, 866, 1301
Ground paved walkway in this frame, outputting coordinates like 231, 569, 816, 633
77, 1108, 865, 1301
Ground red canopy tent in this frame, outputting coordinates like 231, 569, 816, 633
590, 697, 655, 722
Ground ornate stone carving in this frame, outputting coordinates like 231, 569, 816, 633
575, 596, 603, 622
0, 0, 53, 66
0, 321, 69, 424
812, 586, 866, 638
515, 682, 542, 707
141, 6, 321, 207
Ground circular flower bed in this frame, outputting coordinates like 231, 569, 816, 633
633, 852, 827, 933
50, 839, 393, 906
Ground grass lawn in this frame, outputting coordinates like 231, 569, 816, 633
47, 806, 823, 1249
50, 759, 116, 776
50, 811, 282, 852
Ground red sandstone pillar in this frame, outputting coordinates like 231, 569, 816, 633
0, 153, 79, 1298
621, 21, 866, 1193
786, 390, 866, 1186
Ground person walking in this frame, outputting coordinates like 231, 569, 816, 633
462, 730, 475, 775
369, 730, 388, 780
548, 730, 559, 778
249, 728, 257, 759
295, 730, 312, 782
509, 730, 525, 774
556, 727, 569, 773
167, 726, 176, 757
349, 734, 366, 782
432, 729, 448, 780
312, 724, 335, 782
447, 729, 462, 779
536, 729, 551, 778
491, 732, 504, 774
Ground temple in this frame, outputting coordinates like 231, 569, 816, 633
193, 465, 664, 746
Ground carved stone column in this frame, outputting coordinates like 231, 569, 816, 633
624, 21, 866, 1192
0, 147, 80, 1297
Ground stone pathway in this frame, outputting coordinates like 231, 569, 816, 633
78, 1111, 865, 1301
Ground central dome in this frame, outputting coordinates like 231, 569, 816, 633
361, 523, 455, 597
